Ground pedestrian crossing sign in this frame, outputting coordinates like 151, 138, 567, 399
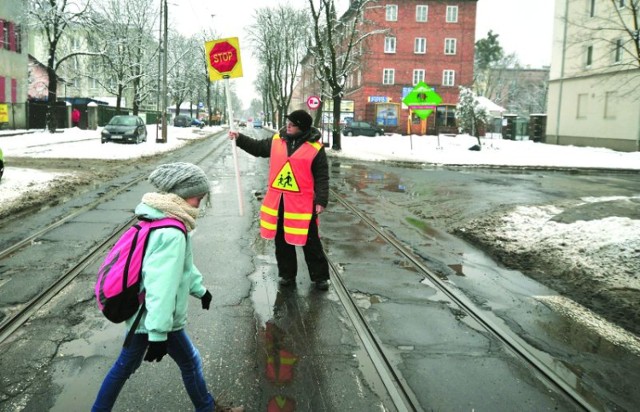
271, 162, 300, 192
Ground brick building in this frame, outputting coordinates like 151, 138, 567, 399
294, 0, 477, 135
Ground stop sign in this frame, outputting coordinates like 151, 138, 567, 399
209, 41, 238, 73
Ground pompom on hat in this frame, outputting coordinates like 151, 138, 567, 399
285, 110, 313, 131
148, 162, 210, 199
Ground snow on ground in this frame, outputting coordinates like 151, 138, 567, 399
0, 125, 222, 207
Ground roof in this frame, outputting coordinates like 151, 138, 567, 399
476, 96, 506, 116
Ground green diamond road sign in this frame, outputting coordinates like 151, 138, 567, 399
402, 82, 442, 120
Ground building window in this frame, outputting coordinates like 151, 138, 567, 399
2, 21, 8, 50
442, 70, 455, 86
577, 93, 588, 118
90, 77, 99, 89
414, 37, 426, 54
589, 0, 595, 17
614, 39, 622, 63
72, 38, 81, 50
618, 0, 625, 8
386, 5, 398, 21
11, 78, 17, 103
413, 69, 425, 85
444, 38, 457, 55
436, 105, 457, 128
446, 6, 458, 23
416, 5, 428, 22
383, 69, 395, 85
604, 91, 617, 118
586, 45, 593, 67
0, 76, 5, 103
384, 37, 396, 53
14, 24, 20, 53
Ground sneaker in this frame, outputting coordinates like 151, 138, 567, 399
315, 280, 329, 291
279, 277, 296, 287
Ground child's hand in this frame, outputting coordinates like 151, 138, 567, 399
201, 290, 212, 310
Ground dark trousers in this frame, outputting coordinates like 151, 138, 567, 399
275, 213, 329, 282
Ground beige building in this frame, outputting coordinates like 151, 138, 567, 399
0, 0, 28, 129
547, 0, 640, 152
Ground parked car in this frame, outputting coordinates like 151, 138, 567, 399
173, 114, 191, 127
0, 146, 4, 181
238, 119, 247, 127
253, 119, 263, 128
191, 117, 204, 128
101, 115, 148, 144
342, 121, 385, 137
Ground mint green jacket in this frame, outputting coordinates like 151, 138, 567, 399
126, 203, 207, 342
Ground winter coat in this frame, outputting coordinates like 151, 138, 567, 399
126, 202, 208, 342
235, 127, 329, 208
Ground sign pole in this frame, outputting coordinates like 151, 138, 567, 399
224, 75, 244, 216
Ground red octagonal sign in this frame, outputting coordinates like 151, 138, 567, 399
209, 41, 238, 73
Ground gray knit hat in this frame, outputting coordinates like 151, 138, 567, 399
148, 162, 210, 199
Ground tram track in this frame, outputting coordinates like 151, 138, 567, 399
0, 135, 228, 345
327, 188, 595, 412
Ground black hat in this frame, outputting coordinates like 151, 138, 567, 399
286, 110, 313, 131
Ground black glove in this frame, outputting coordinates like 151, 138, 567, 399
201, 290, 212, 310
144, 340, 168, 362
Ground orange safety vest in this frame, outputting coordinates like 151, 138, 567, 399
260, 133, 322, 246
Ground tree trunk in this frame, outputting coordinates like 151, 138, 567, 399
331, 96, 341, 151
46, 50, 58, 133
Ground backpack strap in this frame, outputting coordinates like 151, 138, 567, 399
123, 302, 145, 347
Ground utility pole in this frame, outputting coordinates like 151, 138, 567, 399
156, 0, 162, 142
160, 0, 168, 143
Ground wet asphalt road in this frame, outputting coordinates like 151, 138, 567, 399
0, 130, 639, 411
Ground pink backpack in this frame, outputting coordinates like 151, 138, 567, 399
95, 217, 186, 327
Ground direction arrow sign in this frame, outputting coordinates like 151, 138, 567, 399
306, 95, 320, 110
205, 37, 244, 81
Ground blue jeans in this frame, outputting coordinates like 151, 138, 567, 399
92, 330, 214, 412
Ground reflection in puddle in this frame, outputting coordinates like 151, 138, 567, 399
535, 295, 640, 356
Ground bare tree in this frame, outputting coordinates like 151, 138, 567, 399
91, 0, 159, 114
249, 5, 309, 129
27, 0, 95, 132
307, 0, 385, 150
562, 0, 640, 97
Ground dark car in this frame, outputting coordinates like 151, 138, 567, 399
173, 114, 191, 127
342, 121, 385, 137
101, 115, 148, 144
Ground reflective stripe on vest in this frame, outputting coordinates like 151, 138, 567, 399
260, 134, 321, 245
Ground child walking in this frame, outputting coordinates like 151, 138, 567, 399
92, 162, 243, 412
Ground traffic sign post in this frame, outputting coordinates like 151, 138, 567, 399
204, 37, 245, 215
